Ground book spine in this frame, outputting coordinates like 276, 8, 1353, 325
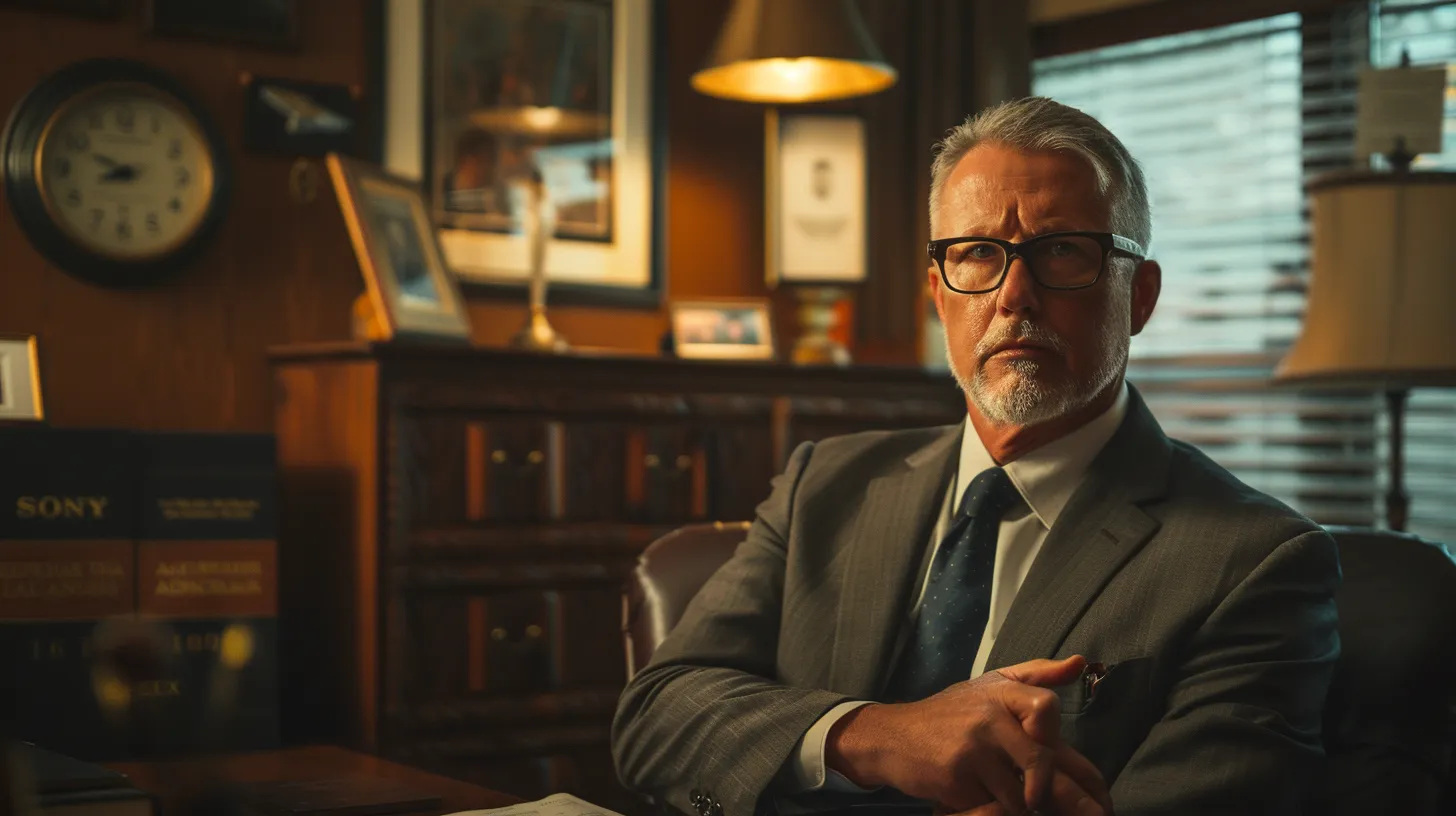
133, 431, 280, 757
0, 428, 138, 761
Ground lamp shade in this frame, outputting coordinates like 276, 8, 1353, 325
691, 0, 897, 104
1276, 170, 1456, 388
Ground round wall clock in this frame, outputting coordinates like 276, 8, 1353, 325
1, 58, 231, 287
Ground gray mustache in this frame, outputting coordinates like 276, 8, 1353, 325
975, 321, 1067, 359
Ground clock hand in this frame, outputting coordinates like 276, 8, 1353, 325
92, 153, 119, 168
98, 164, 139, 182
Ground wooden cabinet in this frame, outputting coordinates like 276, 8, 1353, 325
270, 342, 962, 812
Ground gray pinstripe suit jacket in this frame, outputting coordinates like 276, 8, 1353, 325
612, 384, 1341, 816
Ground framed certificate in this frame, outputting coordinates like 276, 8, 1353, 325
765, 110, 868, 287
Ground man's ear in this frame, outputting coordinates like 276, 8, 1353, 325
928, 264, 948, 324
1129, 259, 1161, 336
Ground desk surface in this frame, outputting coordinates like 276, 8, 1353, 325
108, 745, 522, 815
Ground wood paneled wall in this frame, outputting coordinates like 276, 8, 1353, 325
0, 0, 975, 434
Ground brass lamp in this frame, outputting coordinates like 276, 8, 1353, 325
693, 0, 896, 365
691, 0, 896, 104
1275, 168, 1456, 531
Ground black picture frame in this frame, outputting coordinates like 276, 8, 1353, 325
244, 75, 362, 158
0, 0, 117, 17
398, 0, 668, 310
145, 0, 301, 51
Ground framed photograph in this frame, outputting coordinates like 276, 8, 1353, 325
0, 335, 44, 422
145, 0, 300, 50
380, 0, 664, 307
766, 110, 868, 287
245, 75, 361, 157
326, 153, 472, 342
670, 299, 776, 362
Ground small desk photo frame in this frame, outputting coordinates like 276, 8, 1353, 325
326, 153, 473, 343
670, 299, 776, 361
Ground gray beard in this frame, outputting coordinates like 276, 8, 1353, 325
947, 314, 1129, 427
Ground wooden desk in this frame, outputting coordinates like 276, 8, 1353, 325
108, 745, 522, 815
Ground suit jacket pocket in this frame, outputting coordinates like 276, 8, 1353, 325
1058, 656, 1159, 784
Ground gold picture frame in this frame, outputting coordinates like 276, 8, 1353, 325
326, 153, 472, 341
0, 334, 44, 422
670, 299, 776, 361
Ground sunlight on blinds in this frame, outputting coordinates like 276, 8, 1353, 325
1033, 15, 1306, 358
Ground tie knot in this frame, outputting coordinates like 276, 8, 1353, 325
955, 466, 1017, 520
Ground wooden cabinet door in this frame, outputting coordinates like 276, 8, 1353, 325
392, 412, 554, 527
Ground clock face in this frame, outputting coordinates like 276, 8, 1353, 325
35, 84, 214, 260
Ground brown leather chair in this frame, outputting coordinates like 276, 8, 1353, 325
621, 522, 1456, 812
622, 521, 750, 681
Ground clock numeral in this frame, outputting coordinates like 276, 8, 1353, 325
115, 105, 135, 133
64, 188, 81, 207
66, 131, 90, 151
150, 114, 162, 135
146, 212, 160, 233
167, 139, 183, 160
168, 197, 182, 213
57, 158, 72, 179
175, 166, 191, 187
90, 208, 104, 230
116, 220, 132, 241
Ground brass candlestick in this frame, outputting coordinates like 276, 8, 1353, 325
510, 178, 569, 353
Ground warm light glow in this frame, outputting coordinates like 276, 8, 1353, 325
521, 106, 564, 131
469, 105, 607, 137
692, 57, 897, 104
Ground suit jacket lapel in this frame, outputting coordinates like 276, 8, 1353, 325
828, 424, 960, 699
986, 385, 1173, 670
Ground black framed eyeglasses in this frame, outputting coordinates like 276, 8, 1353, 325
928, 231, 1147, 295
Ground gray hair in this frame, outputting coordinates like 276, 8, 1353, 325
928, 97, 1152, 253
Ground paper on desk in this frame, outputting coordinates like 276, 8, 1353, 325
444, 792, 625, 816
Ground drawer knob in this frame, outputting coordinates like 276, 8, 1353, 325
490, 627, 508, 641
676, 454, 693, 470
525, 624, 544, 639
491, 450, 508, 465
526, 450, 544, 465
644, 454, 660, 468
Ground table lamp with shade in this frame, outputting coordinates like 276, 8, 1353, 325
691, 0, 896, 365
1274, 57, 1456, 531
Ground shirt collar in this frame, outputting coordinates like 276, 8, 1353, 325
956, 380, 1130, 530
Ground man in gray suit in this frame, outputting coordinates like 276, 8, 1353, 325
613, 98, 1340, 816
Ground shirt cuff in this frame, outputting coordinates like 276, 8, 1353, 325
780, 700, 878, 794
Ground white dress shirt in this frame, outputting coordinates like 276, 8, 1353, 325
781, 381, 1131, 793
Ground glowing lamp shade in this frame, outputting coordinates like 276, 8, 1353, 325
1276, 170, 1456, 389
691, 0, 897, 104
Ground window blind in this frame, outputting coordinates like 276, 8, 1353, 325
1371, 0, 1456, 544
1031, 9, 1382, 528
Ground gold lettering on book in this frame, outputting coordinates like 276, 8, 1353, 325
153, 559, 264, 597
1, 560, 122, 600
133, 680, 180, 697
14, 496, 109, 519
157, 498, 261, 521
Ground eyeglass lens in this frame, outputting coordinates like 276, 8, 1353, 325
942, 235, 1104, 292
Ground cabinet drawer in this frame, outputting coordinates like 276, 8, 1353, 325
393, 413, 555, 526
396, 584, 624, 702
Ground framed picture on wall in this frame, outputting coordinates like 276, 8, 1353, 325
670, 299, 776, 361
378, 0, 665, 307
765, 111, 869, 288
326, 153, 473, 343
0, 334, 44, 422
145, 0, 301, 50
0, 0, 116, 17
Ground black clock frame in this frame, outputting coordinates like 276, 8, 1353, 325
1, 58, 232, 288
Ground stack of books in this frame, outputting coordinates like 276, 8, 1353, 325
0, 427, 279, 761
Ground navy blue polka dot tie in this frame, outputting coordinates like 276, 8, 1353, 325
885, 466, 1019, 701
